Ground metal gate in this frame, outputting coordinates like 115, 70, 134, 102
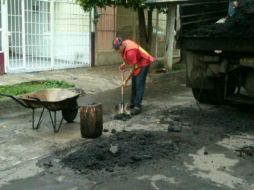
0, 0, 4, 74
0, 0, 2, 53
1, 0, 90, 73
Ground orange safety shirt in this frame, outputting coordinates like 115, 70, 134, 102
121, 40, 155, 76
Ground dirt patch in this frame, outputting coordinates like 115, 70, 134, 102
180, 0, 254, 38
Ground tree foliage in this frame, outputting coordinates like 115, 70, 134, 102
76, 0, 147, 11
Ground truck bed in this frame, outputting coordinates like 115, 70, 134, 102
178, 36, 254, 53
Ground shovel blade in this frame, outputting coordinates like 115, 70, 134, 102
114, 103, 130, 115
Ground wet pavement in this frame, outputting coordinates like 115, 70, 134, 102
0, 65, 254, 190
0, 66, 189, 188
0, 65, 121, 187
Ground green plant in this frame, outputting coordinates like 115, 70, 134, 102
0, 80, 74, 98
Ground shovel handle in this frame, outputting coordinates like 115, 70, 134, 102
121, 71, 124, 92
121, 70, 125, 81
121, 71, 125, 104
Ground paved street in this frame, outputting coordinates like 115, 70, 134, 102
0, 66, 253, 190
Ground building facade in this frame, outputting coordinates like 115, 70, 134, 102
0, 0, 172, 74
0, 0, 90, 74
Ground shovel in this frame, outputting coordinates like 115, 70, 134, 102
114, 70, 131, 121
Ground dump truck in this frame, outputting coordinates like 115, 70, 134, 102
177, 0, 254, 104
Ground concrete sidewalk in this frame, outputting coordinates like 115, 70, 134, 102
0, 65, 185, 119
0, 64, 184, 94
0, 65, 122, 94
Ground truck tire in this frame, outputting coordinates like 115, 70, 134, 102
192, 88, 212, 104
192, 78, 225, 105
192, 75, 238, 105
226, 76, 237, 96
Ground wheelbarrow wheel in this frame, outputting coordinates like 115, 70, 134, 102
62, 102, 78, 123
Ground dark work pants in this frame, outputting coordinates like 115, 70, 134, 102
131, 66, 149, 109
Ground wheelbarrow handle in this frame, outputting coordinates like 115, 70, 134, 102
0, 93, 30, 108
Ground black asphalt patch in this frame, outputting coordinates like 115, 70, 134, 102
60, 131, 179, 174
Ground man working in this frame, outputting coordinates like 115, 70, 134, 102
112, 37, 155, 115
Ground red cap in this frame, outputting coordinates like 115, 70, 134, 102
112, 37, 123, 49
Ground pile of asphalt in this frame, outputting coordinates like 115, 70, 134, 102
180, 0, 254, 38
236, 146, 254, 159
60, 131, 179, 174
